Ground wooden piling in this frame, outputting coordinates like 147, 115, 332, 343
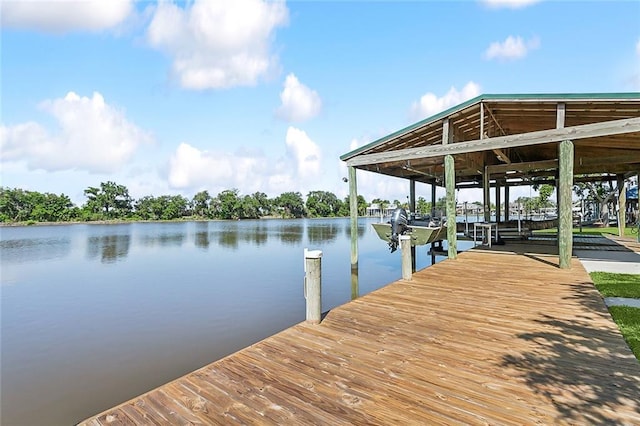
558, 139, 574, 269
400, 235, 412, 280
304, 249, 322, 324
442, 118, 457, 260
349, 166, 358, 270
557, 103, 573, 269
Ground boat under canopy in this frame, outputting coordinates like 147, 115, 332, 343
372, 220, 447, 247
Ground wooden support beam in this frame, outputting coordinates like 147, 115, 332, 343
558, 140, 574, 269
487, 159, 558, 175
431, 182, 436, 216
618, 175, 626, 237
483, 166, 491, 223
576, 163, 640, 175
402, 164, 441, 181
409, 179, 416, 271
577, 154, 640, 167
493, 149, 511, 164
504, 184, 510, 221
496, 181, 501, 224
480, 102, 484, 140
346, 117, 640, 167
557, 102, 573, 269
443, 119, 457, 259
486, 105, 507, 136
348, 166, 358, 275
445, 155, 457, 260
557, 102, 566, 129
409, 179, 416, 213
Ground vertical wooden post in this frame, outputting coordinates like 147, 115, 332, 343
555, 170, 561, 224
483, 165, 491, 223
556, 102, 565, 223
504, 184, 510, 222
348, 166, 358, 270
400, 235, 412, 280
618, 175, 626, 237
431, 181, 436, 217
558, 140, 574, 269
557, 103, 573, 269
409, 179, 416, 271
442, 118, 457, 260
304, 249, 322, 324
350, 267, 358, 301
445, 155, 457, 260
409, 179, 416, 213
480, 102, 484, 140
495, 181, 501, 224
430, 179, 437, 265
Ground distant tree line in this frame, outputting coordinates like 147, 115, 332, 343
0, 182, 369, 223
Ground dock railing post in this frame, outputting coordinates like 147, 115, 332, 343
304, 248, 322, 324
400, 235, 412, 280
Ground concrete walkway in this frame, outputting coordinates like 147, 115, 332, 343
575, 236, 640, 274
605, 297, 640, 308
576, 236, 640, 308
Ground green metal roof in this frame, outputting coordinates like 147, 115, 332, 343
340, 92, 640, 161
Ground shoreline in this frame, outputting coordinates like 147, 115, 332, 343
0, 215, 360, 228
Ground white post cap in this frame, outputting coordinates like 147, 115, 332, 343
304, 248, 323, 259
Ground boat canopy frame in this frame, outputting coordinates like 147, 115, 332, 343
341, 92, 640, 270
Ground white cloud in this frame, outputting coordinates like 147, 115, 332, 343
637, 38, 640, 57
276, 73, 322, 122
168, 143, 260, 191
410, 82, 481, 121
0, 91, 152, 173
481, 0, 541, 9
484, 35, 540, 61
146, 0, 288, 90
167, 126, 321, 194
285, 126, 321, 179
1, 0, 133, 33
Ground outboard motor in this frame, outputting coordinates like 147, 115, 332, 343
388, 207, 409, 253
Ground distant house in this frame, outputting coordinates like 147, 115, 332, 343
366, 204, 396, 217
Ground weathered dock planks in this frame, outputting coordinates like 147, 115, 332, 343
80, 248, 640, 425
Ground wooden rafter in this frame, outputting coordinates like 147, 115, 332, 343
346, 117, 640, 167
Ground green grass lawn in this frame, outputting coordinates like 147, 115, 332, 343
607, 306, 640, 360
590, 271, 640, 361
591, 272, 640, 298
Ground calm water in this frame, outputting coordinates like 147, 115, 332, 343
1, 218, 469, 425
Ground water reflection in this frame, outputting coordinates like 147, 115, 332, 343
138, 232, 185, 247
0, 236, 71, 264
4, 217, 460, 426
217, 230, 239, 249
276, 224, 303, 245
86, 235, 131, 264
194, 222, 210, 249
307, 222, 342, 244
344, 222, 367, 239
240, 224, 268, 246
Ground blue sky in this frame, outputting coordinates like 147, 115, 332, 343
2, 0, 639, 205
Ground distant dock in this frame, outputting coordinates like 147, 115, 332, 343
80, 243, 640, 425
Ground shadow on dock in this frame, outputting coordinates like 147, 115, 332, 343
79, 241, 640, 425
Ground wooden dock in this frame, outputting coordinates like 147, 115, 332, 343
80, 247, 640, 425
